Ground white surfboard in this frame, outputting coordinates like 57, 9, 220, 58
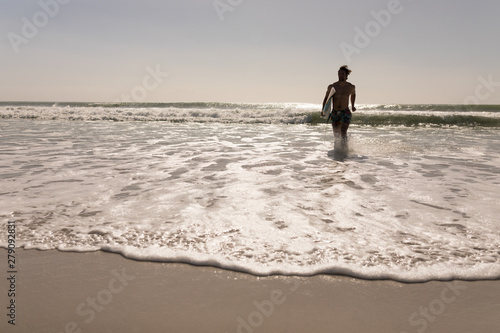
322, 87, 336, 121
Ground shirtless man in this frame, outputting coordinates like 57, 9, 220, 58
321, 65, 356, 145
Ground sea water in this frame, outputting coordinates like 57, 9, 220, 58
1, 103, 499, 282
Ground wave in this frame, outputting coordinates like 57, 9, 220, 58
1, 102, 500, 127
361, 104, 500, 112
0, 101, 316, 110
2, 101, 500, 111
12, 245, 497, 283
336, 113, 500, 127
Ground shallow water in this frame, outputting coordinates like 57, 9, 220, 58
1, 119, 499, 281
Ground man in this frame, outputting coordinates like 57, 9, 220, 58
321, 65, 356, 145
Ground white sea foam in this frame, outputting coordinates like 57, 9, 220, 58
1, 103, 499, 125
1, 119, 499, 282
0, 104, 313, 123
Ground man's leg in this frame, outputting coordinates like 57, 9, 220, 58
332, 124, 342, 144
332, 123, 346, 150
340, 122, 349, 148
332, 124, 340, 137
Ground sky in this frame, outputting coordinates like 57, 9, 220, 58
1, 0, 499, 104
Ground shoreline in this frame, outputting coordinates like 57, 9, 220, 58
1, 249, 499, 333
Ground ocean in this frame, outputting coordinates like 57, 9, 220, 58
1, 102, 499, 282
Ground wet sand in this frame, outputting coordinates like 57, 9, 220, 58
1, 249, 499, 333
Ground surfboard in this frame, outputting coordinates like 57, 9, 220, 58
322, 87, 336, 121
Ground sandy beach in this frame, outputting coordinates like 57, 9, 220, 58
3, 0, 500, 331
1, 249, 498, 333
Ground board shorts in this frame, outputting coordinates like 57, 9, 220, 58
328, 108, 352, 127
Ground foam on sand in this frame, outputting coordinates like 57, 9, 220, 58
1, 119, 499, 282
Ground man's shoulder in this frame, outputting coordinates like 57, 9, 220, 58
347, 82, 355, 90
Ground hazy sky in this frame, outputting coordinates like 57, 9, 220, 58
1, 0, 499, 104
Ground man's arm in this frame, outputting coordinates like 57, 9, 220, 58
350, 85, 356, 112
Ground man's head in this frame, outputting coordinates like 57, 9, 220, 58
338, 65, 352, 81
